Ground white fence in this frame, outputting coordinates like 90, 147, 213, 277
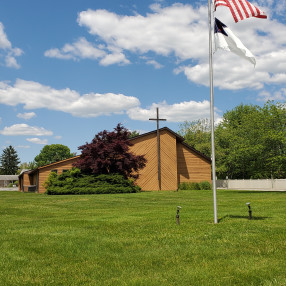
216, 179, 286, 191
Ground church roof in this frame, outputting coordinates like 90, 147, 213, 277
20, 127, 211, 177
0, 175, 19, 180
129, 127, 211, 163
18, 156, 80, 177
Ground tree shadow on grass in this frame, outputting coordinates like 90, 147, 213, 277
218, 215, 271, 223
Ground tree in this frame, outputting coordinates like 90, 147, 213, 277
34, 144, 74, 167
215, 104, 261, 179
129, 130, 140, 138
178, 118, 211, 157
0, 145, 20, 175
259, 102, 286, 178
178, 102, 286, 179
17, 161, 37, 174
74, 123, 146, 179
215, 102, 286, 179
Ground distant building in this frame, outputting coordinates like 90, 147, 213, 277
19, 127, 211, 193
18, 156, 79, 193
0, 175, 18, 188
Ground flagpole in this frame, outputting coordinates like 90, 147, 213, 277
208, 0, 218, 224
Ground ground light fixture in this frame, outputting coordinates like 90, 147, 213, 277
176, 206, 182, 225
246, 202, 252, 219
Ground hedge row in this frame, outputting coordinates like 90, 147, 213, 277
45, 169, 141, 195
178, 181, 212, 190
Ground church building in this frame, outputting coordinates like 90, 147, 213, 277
19, 127, 211, 193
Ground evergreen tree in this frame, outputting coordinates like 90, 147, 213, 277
0, 145, 20, 175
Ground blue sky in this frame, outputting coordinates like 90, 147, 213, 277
0, 0, 286, 163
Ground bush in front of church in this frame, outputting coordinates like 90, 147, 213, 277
45, 168, 141, 195
178, 181, 212, 190
73, 123, 146, 179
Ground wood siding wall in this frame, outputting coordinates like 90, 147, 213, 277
160, 131, 177, 190
19, 172, 35, 192
19, 129, 211, 193
177, 142, 211, 184
130, 132, 159, 190
37, 157, 79, 193
130, 130, 178, 190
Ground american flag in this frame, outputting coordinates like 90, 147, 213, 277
214, 0, 267, 23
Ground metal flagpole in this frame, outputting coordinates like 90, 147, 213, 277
208, 0, 218, 224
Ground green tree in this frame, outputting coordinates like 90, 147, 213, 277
34, 144, 74, 167
215, 102, 286, 179
178, 118, 211, 157
17, 161, 37, 174
178, 102, 286, 179
215, 104, 262, 179
260, 102, 286, 178
0, 145, 20, 174
129, 130, 140, 138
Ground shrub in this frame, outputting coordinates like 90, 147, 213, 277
189, 182, 200, 190
199, 181, 212, 190
8, 181, 18, 187
179, 182, 189, 190
45, 168, 141, 195
178, 181, 212, 191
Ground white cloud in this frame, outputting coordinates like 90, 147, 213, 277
45, 37, 129, 66
176, 49, 286, 90
127, 100, 221, 122
77, 5, 207, 60
0, 22, 23, 69
45, 37, 106, 60
146, 59, 163, 69
0, 124, 53, 136
17, 112, 36, 120
0, 22, 11, 49
5, 54, 21, 69
140, 56, 164, 69
257, 88, 286, 101
257, 0, 286, 17
46, 4, 208, 65
16, 145, 31, 149
0, 79, 140, 118
26, 138, 48, 145
0, 79, 221, 123
44, 3, 286, 92
44, 48, 75, 60
99, 52, 130, 66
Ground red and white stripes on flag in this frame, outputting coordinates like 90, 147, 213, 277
214, 0, 267, 22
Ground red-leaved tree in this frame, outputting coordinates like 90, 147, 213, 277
73, 124, 146, 179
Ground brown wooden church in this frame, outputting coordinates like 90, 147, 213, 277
19, 127, 211, 193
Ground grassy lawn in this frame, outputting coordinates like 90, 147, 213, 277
0, 190, 285, 286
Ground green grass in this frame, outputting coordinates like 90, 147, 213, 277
0, 190, 285, 286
